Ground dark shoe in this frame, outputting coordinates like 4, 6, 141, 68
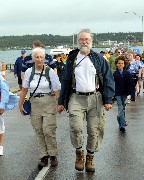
85, 154, 95, 172
38, 156, 48, 168
120, 127, 126, 133
136, 92, 140, 96
75, 150, 84, 171
50, 156, 58, 167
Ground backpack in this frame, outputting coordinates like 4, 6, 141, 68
29, 66, 51, 89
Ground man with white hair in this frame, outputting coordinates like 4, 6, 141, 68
57, 29, 115, 172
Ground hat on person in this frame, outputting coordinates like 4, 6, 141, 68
21, 49, 26, 54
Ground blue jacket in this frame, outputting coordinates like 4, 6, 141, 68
58, 49, 115, 107
0, 75, 20, 111
113, 69, 134, 96
14, 56, 23, 77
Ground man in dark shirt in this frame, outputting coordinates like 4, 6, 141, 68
14, 50, 26, 90
55, 54, 65, 83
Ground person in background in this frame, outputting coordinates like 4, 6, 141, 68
21, 40, 57, 80
55, 54, 65, 83
61, 53, 67, 64
0, 75, 19, 156
19, 47, 60, 169
141, 50, 144, 61
109, 49, 121, 72
113, 56, 133, 132
105, 50, 111, 61
57, 28, 114, 172
126, 52, 139, 102
14, 50, 26, 90
135, 54, 144, 96
100, 51, 108, 61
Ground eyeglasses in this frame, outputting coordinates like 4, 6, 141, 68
78, 38, 91, 42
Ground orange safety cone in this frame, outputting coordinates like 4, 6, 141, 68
1, 61, 6, 79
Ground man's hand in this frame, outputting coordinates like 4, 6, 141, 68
0, 109, 4, 115
57, 105, 64, 113
14, 74, 17, 78
104, 104, 112, 111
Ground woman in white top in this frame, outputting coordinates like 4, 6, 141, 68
19, 47, 60, 168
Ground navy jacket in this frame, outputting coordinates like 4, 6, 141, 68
14, 56, 23, 77
113, 69, 134, 96
58, 49, 115, 108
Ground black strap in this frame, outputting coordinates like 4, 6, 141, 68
74, 55, 87, 69
29, 65, 44, 99
72, 55, 88, 89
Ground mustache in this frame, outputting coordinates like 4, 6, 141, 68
77, 43, 92, 49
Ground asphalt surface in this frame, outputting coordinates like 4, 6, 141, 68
0, 72, 144, 180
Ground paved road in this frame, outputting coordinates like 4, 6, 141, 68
0, 72, 144, 180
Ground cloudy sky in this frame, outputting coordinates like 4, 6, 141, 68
0, 0, 144, 36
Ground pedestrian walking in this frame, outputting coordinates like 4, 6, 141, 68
0, 75, 19, 156
19, 47, 60, 168
109, 48, 121, 72
57, 28, 115, 172
55, 54, 65, 83
113, 56, 134, 132
126, 52, 139, 102
14, 49, 26, 90
135, 53, 144, 96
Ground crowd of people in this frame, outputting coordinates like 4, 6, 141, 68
1, 28, 144, 173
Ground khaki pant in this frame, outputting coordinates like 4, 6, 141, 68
30, 95, 57, 158
68, 92, 105, 152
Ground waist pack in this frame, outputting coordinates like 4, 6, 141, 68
23, 98, 31, 115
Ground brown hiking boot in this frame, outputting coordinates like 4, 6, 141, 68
50, 156, 58, 167
85, 154, 95, 172
75, 150, 84, 171
38, 156, 49, 169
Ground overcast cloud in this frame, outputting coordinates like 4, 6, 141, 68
0, 0, 144, 36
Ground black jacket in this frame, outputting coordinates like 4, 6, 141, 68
113, 69, 134, 96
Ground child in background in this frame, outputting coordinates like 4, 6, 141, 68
113, 56, 134, 132
0, 75, 19, 156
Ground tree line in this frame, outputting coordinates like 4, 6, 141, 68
0, 32, 143, 50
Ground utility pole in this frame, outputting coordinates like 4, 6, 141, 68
125, 11, 144, 47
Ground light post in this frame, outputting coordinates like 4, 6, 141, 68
125, 35, 135, 49
72, 33, 75, 50
72, 30, 80, 50
125, 11, 144, 47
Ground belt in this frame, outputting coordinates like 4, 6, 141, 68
72, 90, 95, 96
30, 93, 52, 98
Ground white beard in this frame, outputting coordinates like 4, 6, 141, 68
77, 43, 92, 53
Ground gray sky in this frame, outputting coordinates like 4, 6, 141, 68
0, 0, 144, 36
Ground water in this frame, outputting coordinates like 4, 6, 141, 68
0, 49, 51, 65
0, 47, 144, 65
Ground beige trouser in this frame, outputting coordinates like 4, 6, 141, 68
30, 95, 57, 158
68, 91, 105, 152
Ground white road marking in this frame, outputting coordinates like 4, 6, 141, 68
35, 165, 50, 180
